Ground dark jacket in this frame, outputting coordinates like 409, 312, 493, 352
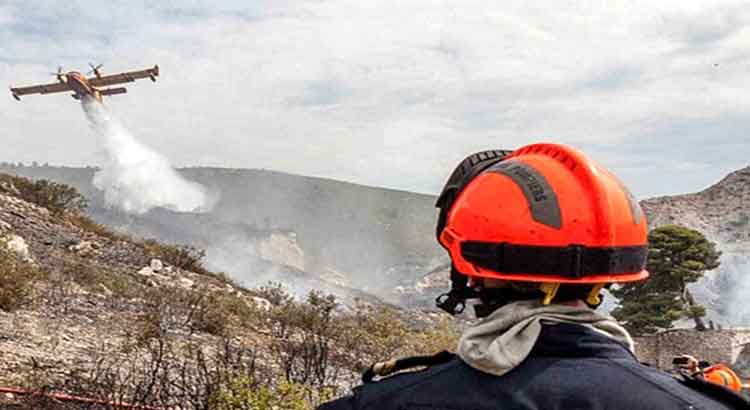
318, 323, 747, 409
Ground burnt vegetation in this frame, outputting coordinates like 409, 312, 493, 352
0, 174, 460, 409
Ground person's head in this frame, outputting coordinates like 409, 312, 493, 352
434, 143, 649, 317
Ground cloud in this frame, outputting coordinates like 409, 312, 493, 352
1, 0, 749, 199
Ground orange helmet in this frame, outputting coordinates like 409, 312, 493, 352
435, 143, 649, 313
703, 364, 744, 393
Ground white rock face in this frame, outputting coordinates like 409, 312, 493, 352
258, 232, 305, 271
5, 234, 32, 262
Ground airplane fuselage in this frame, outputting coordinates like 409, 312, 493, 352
62, 71, 102, 102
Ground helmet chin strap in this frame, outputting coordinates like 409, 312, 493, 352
435, 266, 534, 317
435, 266, 607, 317
435, 266, 478, 315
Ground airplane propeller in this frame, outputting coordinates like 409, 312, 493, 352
48, 66, 63, 76
88, 62, 103, 77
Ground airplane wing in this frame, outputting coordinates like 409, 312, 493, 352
10, 82, 72, 96
88, 65, 159, 87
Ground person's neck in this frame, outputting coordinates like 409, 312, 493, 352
559, 299, 587, 308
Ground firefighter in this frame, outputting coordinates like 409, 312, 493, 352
318, 143, 749, 410
674, 355, 746, 394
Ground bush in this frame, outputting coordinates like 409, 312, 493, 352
142, 240, 209, 275
0, 244, 46, 311
211, 376, 333, 410
0, 173, 87, 214
59, 257, 139, 300
335, 301, 411, 373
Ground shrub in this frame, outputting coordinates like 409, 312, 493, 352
142, 240, 209, 275
406, 315, 461, 355
0, 244, 46, 311
254, 281, 294, 306
59, 257, 140, 300
211, 376, 333, 410
0, 173, 87, 214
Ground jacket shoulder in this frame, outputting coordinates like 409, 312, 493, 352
317, 356, 465, 410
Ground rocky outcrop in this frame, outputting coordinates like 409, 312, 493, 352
640, 166, 750, 327
641, 166, 750, 243
258, 232, 305, 271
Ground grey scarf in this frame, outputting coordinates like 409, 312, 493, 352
457, 300, 634, 376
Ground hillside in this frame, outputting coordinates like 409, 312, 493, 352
3, 163, 749, 321
0, 173, 457, 409
642, 166, 750, 326
0, 165, 447, 307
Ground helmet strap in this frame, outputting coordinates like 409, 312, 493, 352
436, 270, 608, 316
539, 282, 560, 305
435, 265, 479, 315
586, 284, 605, 307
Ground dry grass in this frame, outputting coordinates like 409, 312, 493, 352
0, 245, 47, 312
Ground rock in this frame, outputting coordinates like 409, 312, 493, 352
179, 277, 195, 288
4, 234, 33, 262
258, 232, 305, 271
150, 258, 164, 272
250, 296, 272, 311
138, 266, 155, 277
0, 181, 20, 196
0, 219, 10, 232
69, 241, 99, 257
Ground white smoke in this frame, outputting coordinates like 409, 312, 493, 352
721, 252, 750, 325
82, 99, 214, 214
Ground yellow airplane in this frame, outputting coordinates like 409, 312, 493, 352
10, 63, 159, 103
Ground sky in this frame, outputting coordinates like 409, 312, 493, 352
1, 0, 749, 199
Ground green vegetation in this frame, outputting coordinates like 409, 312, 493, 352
0, 173, 87, 214
612, 225, 721, 335
211, 376, 335, 410
142, 240, 210, 275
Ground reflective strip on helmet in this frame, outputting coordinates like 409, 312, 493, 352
486, 159, 562, 229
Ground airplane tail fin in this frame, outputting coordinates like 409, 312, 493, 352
100, 87, 127, 96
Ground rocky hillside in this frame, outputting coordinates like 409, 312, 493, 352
0, 165, 447, 307
0, 173, 457, 409
0, 177, 254, 388
3, 163, 749, 321
642, 166, 750, 327
642, 166, 750, 244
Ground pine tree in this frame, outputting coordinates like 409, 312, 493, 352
612, 225, 721, 335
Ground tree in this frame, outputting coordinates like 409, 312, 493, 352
612, 225, 721, 335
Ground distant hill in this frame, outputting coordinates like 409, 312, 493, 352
642, 166, 750, 326
0, 165, 447, 306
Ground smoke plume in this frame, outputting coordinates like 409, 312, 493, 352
82, 99, 213, 214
